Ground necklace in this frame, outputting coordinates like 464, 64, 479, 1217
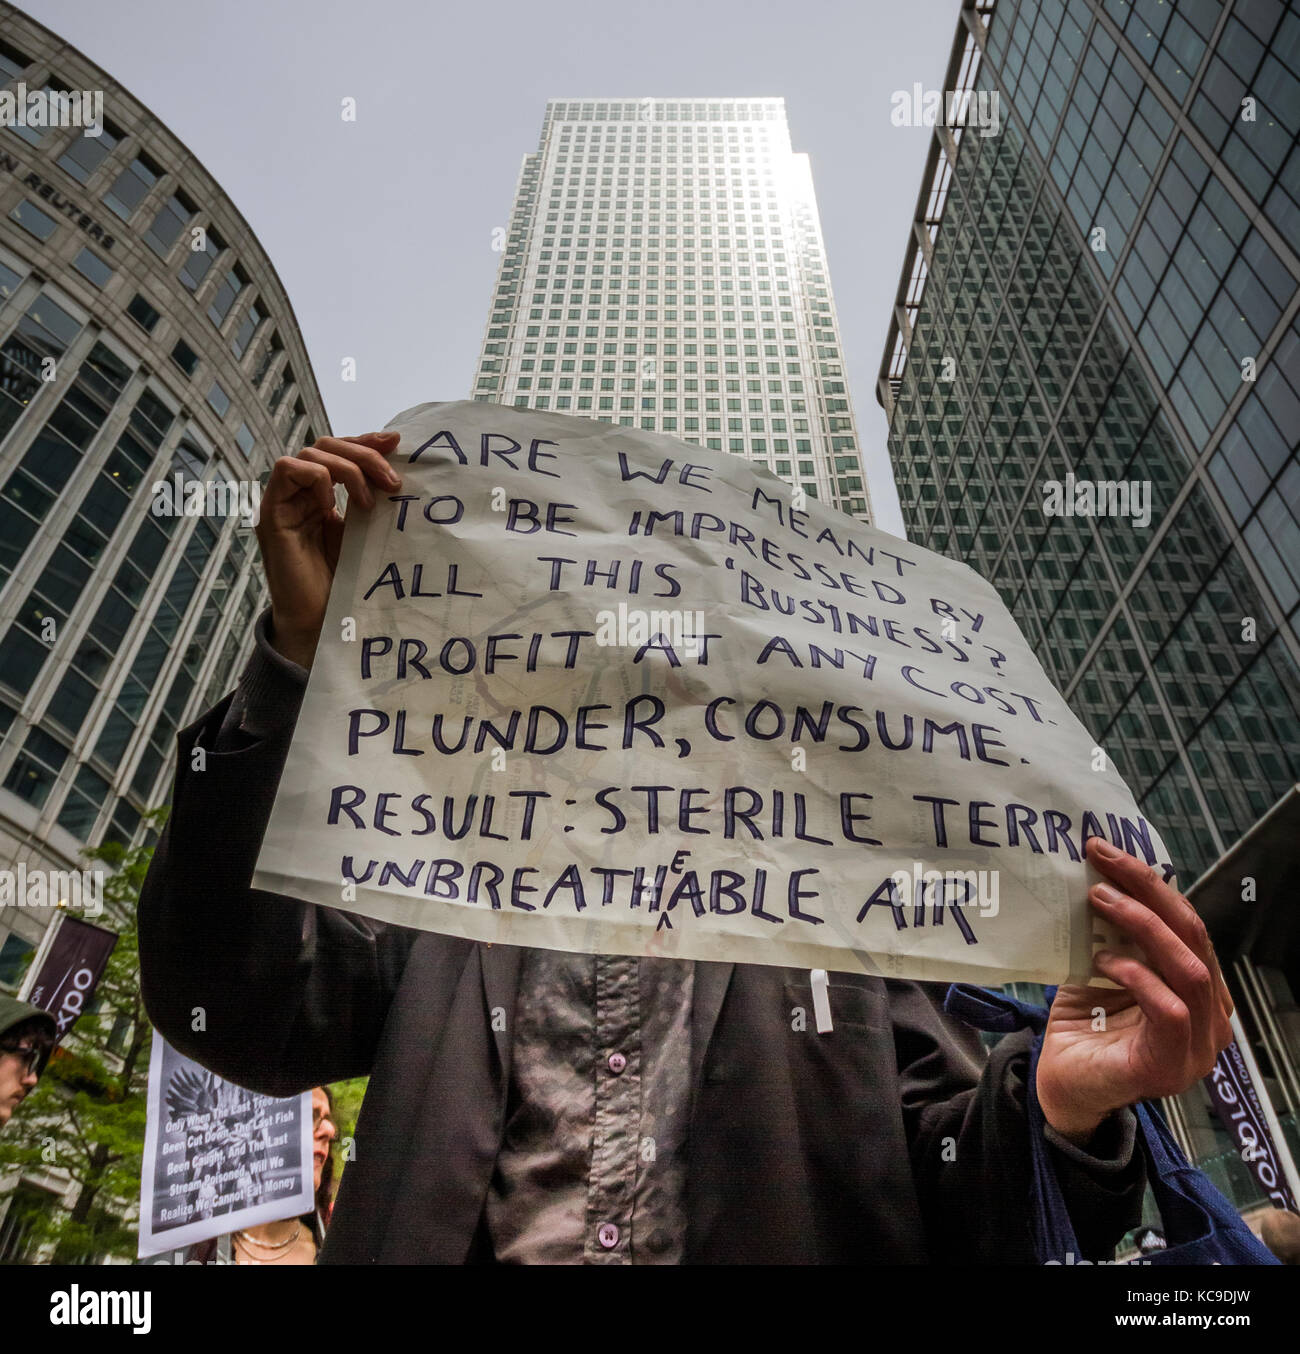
234, 1223, 302, 1260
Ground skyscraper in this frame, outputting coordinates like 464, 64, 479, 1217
877, 0, 1299, 1219
473, 97, 872, 523
0, 4, 328, 993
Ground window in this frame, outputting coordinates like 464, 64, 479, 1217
8, 199, 57, 241
231, 301, 262, 358
144, 189, 195, 258
170, 338, 199, 377
2, 726, 69, 809
0, 259, 22, 303
107, 801, 140, 846
207, 265, 246, 327
0, 37, 30, 84
206, 380, 230, 417
45, 667, 97, 734
252, 331, 280, 386
0, 932, 35, 994
126, 293, 160, 333
180, 227, 224, 292
72, 248, 114, 289
235, 422, 255, 456
268, 367, 293, 413
7, 79, 73, 145
103, 153, 161, 220
56, 119, 121, 184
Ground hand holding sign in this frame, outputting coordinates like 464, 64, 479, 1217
1036, 836, 1235, 1143
255, 431, 403, 670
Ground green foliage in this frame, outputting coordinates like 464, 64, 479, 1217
0, 810, 166, 1263
325, 1076, 368, 1196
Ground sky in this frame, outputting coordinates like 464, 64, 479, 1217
20, 0, 960, 537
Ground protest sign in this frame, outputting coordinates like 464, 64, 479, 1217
137, 1036, 312, 1258
252, 401, 1171, 986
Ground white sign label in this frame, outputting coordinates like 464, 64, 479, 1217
252, 401, 1171, 986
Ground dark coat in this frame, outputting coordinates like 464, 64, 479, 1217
138, 693, 1144, 1264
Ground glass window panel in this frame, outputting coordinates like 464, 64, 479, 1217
56, 122, 121, 183
103, 154, 159, 220
8, 199, 57, 241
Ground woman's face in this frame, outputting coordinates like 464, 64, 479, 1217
311, 1087, 337, 1191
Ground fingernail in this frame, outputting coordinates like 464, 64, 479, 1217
1090, 836, 1121, 858
384, 472, 400, 488
1093, 883, 1125, 906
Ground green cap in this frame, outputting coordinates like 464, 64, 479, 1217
0, 994, 57, 1074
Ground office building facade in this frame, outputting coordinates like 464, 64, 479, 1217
0, 3, 328, 990
473, 97, 873, 522
877, 0, 1300, 1222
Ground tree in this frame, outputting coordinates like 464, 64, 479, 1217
0, 813, 164, 1263
326, 1076, 368, 1202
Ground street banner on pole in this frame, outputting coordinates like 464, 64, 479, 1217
21, 913, 117, 1043
1206, 1039, 1299, 1212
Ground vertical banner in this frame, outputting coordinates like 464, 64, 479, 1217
1205, 1041, 1298, 1212
21, 914, 117, 1043
137, 1036, 313, 1258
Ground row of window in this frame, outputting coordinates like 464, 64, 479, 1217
486, 395, 864, 506
0, 276, 261, 842
1, 40, 311, 457
889, 5, 1300, 878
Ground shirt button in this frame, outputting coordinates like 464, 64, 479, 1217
598, 1223, 620, 1249
607, 1051, 627, 1074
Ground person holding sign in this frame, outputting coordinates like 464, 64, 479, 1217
185, 1085, 339, 1265
139, 431, 1236, 1264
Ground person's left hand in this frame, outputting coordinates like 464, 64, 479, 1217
1035, 836, 1234, 1147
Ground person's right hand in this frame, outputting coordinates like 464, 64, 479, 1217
255, 431, 402, 668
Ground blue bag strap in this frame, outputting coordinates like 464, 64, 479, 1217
943, 983, 1080, 1261
943, 983, 1280, 1266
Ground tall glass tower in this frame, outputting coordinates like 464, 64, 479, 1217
473, 97, 873, 523
877, 0, 1300, 1221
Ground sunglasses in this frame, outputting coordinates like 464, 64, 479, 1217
0, 1042, 42, 1075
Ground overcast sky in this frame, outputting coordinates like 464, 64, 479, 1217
21, 0, 960, 537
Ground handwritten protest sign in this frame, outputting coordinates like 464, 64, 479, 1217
137, 1037, 312, 1257
253, 401, 1171, 986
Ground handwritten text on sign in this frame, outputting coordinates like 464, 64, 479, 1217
252, 401, 1171, 986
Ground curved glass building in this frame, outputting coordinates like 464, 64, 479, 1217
0, 3, 328, 982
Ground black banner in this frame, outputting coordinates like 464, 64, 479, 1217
24, 915, 118, 1042
1205, 1040, 1298, 1213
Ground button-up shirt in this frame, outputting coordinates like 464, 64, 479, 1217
485, 949, 694, 1264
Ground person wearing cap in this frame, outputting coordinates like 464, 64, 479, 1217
0, 994, 56, 1129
